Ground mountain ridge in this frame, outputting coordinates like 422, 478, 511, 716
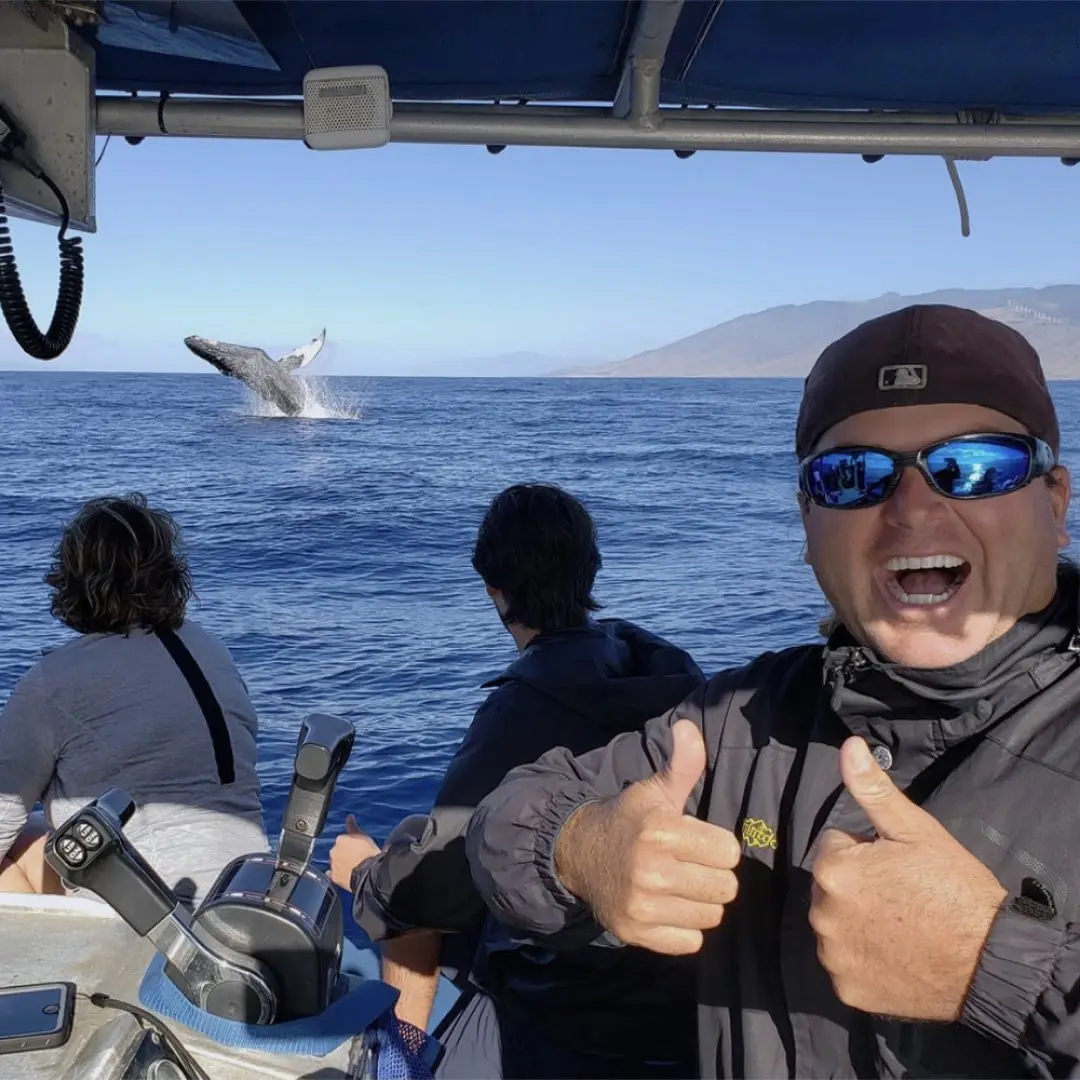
556, 286, 1080, 379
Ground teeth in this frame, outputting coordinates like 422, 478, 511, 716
885, 554, 965, 572
895, 590, 953, 605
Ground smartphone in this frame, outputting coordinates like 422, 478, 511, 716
0, 982, 75, 1055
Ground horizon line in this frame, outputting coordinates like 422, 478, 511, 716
3, 368, 1080, 383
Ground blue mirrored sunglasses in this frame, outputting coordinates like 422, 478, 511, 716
799, 432, 1057, 510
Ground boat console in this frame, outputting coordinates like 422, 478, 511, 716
44, 712, 356, 1027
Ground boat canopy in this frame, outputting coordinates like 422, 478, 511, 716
56, 0, 1080, 160
4, 0, 1079, 245
84, 0, 1080, 117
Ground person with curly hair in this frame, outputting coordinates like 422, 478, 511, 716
0, 493, 268, 904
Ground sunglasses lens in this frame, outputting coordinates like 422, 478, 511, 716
924, 438, 1032, 497
805, 449, 897, 507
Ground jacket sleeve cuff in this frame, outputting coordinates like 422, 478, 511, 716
535, 791, 602, 909
467, 779, 606, 943
350, 854, 379, 899
528, 791, 618, 949
961, 899, 1067, 1048
351, 853, 401, 941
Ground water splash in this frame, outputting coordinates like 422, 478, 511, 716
243, 376, 367, 420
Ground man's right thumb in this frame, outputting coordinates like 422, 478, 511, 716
654, 718, 706, 811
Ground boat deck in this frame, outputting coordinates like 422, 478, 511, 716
0, 893, 360, 1079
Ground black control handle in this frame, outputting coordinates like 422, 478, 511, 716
275, 713, 355, 873
294, 712, 355, 783
95, 787, 136, 829
43, 788, 179, 937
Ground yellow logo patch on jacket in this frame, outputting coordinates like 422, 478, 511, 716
741, 817, 778, 850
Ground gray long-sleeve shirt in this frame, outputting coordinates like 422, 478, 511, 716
0, 620, 268, 904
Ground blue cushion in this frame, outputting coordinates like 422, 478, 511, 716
137, 950, 398, 1057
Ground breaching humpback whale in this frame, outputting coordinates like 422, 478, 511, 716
184, 329, 326, 416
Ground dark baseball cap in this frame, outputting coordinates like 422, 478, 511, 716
795, 304, 1060, 459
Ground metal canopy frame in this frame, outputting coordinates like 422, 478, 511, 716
95, 96, 1080, 159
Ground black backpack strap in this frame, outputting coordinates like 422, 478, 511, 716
155, 626, 236, 785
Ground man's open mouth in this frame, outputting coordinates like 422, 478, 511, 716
883, 554, 971, 607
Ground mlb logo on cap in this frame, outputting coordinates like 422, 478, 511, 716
878, 364, 928, 390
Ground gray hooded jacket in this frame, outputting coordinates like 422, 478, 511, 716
468, 568, 1080, 1078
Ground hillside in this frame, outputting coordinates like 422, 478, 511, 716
558, 286, 1080, 379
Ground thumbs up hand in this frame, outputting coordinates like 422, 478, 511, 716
810, 737, 1007, 1021
554, 719, 741, 956
328, 814, 382, 892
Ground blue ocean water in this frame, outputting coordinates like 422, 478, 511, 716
2, 371, 1080, 888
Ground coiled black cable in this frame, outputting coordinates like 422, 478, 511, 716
0, 169, 84, 360
83, 992, 211, 1080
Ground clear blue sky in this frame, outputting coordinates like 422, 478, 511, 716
5, 135, 1080, 374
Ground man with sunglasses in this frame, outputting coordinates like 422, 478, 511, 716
465, 304, 1080, 1078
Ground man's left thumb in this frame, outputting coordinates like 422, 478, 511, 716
840, 736, 936, 843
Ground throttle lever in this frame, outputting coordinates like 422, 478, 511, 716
45, 787, 174, 936
268, 714, 355, 906
44, 789, 277, 1024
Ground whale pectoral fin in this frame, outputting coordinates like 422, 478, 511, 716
185, 337, 275, 379
278, 329, 326, 372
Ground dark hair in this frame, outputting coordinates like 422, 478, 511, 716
471, 483, 602, 632
45, 493, 193, 635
